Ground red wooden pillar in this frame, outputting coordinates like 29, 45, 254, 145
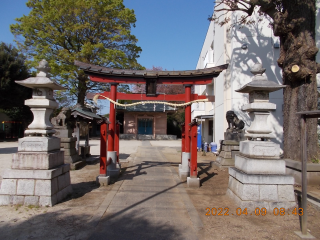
181, 123, 185, 163
189, 119, 199, 178
100, 121, 108, 175
115, 121, 121, 163
108, 83, 118, 151
184, 85, 192, 153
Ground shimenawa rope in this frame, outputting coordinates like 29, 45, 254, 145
93, 94, 208, 107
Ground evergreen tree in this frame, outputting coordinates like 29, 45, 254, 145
11, 0, 143, 106
0, 42, 32, 122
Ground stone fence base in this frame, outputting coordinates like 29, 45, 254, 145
285, 159, 320, 185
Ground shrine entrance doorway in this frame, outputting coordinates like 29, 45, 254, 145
138, 118, 153, 135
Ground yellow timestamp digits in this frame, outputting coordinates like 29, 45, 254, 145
205, 207, 303, 216
273, 207, 303, 216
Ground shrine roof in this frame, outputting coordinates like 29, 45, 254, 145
74, 61, 228, 79
71, 106, 102, 121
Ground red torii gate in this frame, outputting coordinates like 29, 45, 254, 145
75, 61, 228, 187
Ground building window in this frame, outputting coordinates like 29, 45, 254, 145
209, 120, 213, 136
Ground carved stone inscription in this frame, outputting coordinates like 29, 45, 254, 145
21, 141, 44, 151
252, 145, 276, 156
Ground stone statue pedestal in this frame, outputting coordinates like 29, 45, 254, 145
61, 137, 86, 170
54, 126, 72, 138
53, 111, 86, 170
211, 131, 244, 169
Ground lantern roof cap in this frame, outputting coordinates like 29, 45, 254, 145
15, 59, 65, 90
236, 63, 286, 93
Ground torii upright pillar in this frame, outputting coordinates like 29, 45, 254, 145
107, 83, 120, 177
187, 119, 200, 188
179, 84, 192, 180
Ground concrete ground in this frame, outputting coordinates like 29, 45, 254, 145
89, 144, 200, 240
0, 139, 167, 179
1, 139, 320, 239
1, 140, 202, 240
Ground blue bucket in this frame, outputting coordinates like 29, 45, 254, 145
210, 142, 217, 152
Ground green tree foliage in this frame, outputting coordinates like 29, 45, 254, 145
11, 0, 143, 106
0, 42, 32, 122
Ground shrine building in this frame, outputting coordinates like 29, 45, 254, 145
116, 103, 176, 140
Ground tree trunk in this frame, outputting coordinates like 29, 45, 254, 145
276, 0, 318, 161
282, 78, 318, 161
77, 74, 88, 106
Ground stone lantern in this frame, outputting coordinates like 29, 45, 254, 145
0, 60, 72, 207
227, 63, 295, 210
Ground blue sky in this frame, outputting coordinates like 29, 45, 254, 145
0, 0, 214, 113
0, 0, 214, 71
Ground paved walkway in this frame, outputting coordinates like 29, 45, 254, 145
88, 144, 202, 240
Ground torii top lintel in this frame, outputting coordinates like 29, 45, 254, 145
75, 61, 228, 85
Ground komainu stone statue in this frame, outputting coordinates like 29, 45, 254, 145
51, 107, 71, 127
211, 110, 245, 169
226, 111, 244, 132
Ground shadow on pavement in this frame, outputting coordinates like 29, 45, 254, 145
119, 153, 130, 159
123, 161, 174, 180
89, 209, 184, 240
85, 155, 100, 165
0, 147, 18, 154
71, 181, 99, 199
0, 188, 184, 239
198, 163, 217, 185
0, 209, 94, 239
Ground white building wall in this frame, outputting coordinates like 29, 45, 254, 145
212, 6, 231, 146
226, 11, 284, 148
196, 4, 285, 149
196, 4, 319, 149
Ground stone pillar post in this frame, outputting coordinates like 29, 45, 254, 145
227, 63, 295, 210
0, 60, 72, 207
